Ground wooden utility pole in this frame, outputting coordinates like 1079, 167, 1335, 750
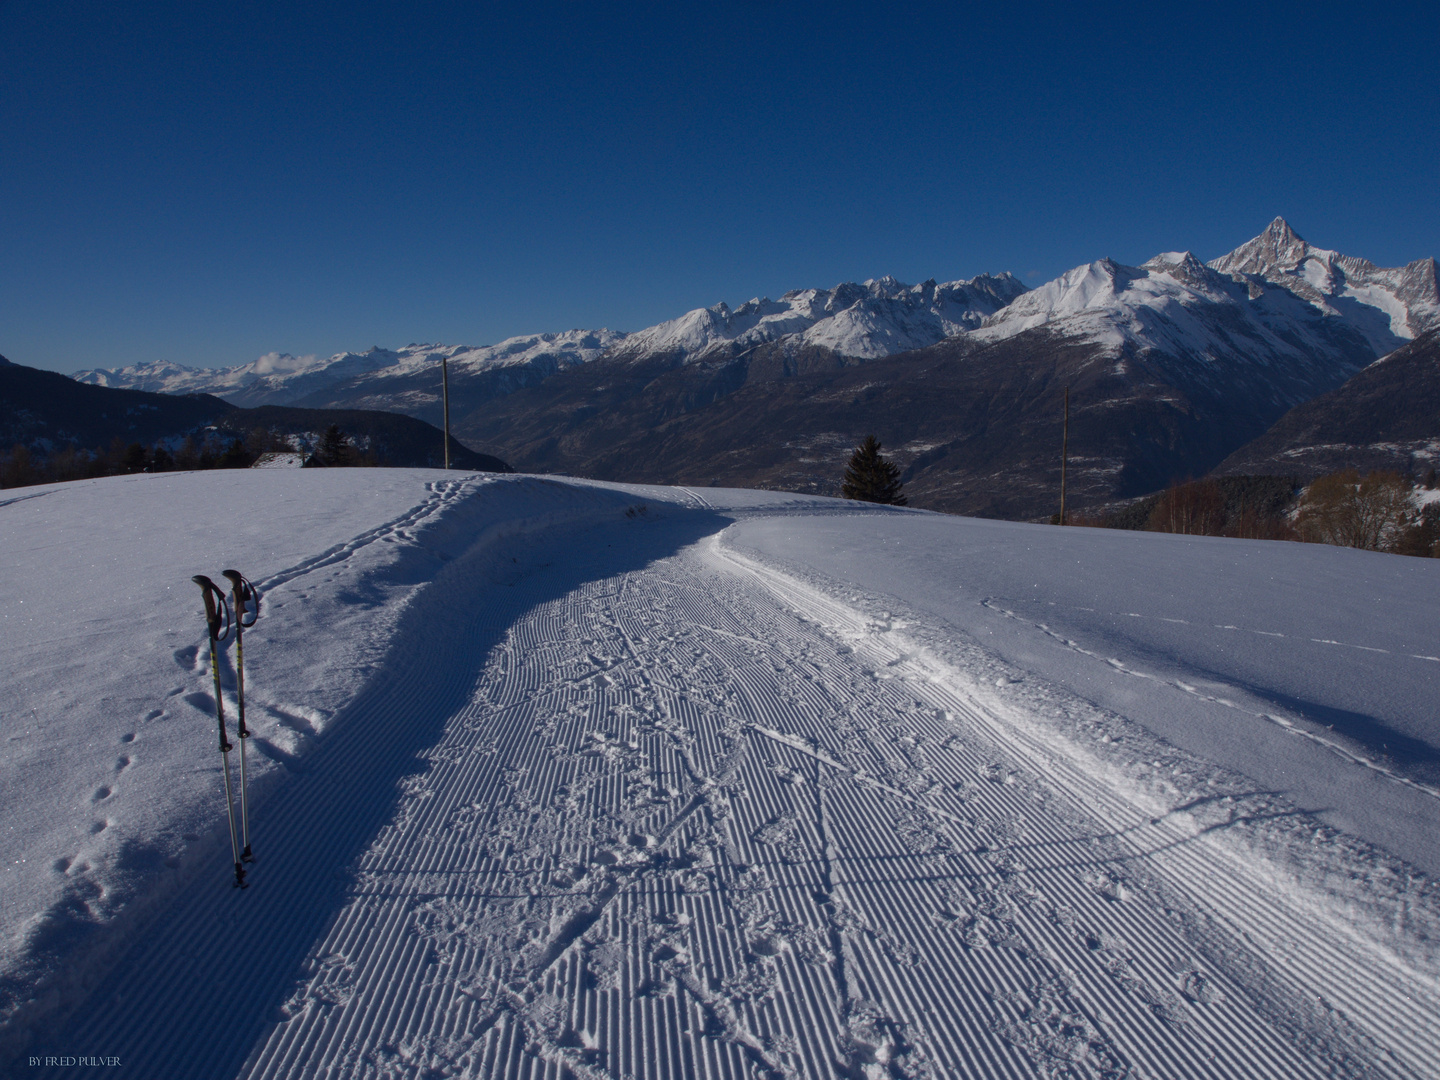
442, 357, 451, 470
1059, 385, 1069, 525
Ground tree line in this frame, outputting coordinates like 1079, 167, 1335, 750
0, 424, 377, 489
1074, 468, 1440, 558
836, 434, 1440, 559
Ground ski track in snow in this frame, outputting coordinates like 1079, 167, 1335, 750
18, 490, 1440, 1079
976, 599, 1440, 804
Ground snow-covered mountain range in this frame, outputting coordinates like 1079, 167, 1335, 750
73, 275, 1028, 406
65, 219, 1440, 516
975, 218, 1438, 383
604, 274, 1028, 363
73, 221, 1438, 422
74, 331, 627, 409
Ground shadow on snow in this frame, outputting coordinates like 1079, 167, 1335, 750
22, 501, 732, 1079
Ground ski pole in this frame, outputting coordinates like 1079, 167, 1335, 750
221, 569, 259, 863
192, 575, 246, 889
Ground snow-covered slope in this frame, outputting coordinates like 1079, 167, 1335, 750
4, 470, 1440, 1078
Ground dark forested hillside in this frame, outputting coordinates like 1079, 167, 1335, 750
1215, 329, 1440, 481
0, 356, 509, 475
1, 357, 234, 449
453, 325, 1346, 519
213, 406, 509, 472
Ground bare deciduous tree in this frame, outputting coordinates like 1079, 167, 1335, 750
1146, 479, 1225, 535
1296, 470, 1413, 551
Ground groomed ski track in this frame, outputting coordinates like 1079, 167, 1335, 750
27, 480, 1440, 1079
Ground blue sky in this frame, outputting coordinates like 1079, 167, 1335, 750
3, 1, 1437, 373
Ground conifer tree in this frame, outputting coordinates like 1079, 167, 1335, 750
841, 435, 907, 505
318, 424, 356, 467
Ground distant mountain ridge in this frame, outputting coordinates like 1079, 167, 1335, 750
73, 274, 1028, 412
66, 220, 1440, 516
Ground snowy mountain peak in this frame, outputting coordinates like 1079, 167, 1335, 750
975, 258, 1140, 342
610, 274, 1029, 364
1142, 250, 1222, 291
1144, 250, 1201, 272
1210, 217, 1310, 277
1204, 219, 1440, 348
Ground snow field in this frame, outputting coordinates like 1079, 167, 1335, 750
5, 474, 1439, 1078
0, 470, 646, 1062
236, 508, 1436, 1079
713, 538, 1440, 1076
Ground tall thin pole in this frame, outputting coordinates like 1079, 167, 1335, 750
222, 570, 258, 864
442, 357, 451, 470
1060, 385, 1070, 526
192, 575, 245, 888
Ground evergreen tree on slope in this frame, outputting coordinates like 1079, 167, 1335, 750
841, 435, 908, 505
317, 424, 356, 467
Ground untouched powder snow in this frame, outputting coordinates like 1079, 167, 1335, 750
3, 472, 1439, 1078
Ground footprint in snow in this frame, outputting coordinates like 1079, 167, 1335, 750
1180, 969, 1225, 1005
1082, 870, 1130, 903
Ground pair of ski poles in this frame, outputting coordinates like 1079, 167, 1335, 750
191, 571, 260, 889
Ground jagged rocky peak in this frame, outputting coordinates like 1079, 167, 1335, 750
1204, 217, 1440, 343
1144, 250, 1202, 272
1393, 256, 1440, 308
1209, 217, 1311, 276
1142, 249, 1223, 290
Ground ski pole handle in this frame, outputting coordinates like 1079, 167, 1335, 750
220, 569, 260, 627
191, 575, 231, 642
220, 569, 255, 742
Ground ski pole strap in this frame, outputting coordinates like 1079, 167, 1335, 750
221, 569, 260, 627
191, 575, 231, 642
